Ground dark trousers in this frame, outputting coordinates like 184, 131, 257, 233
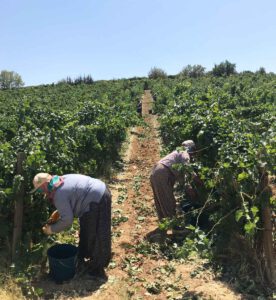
150, 163, 176, 220
78, 187, 112, 271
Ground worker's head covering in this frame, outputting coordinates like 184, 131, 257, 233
182, 140, 196, 153
30, 173, 52, 193
31, 173, 64, 205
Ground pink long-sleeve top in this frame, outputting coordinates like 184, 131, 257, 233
158, 150, 190, 178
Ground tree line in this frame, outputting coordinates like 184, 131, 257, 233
1, 60, 272, 89
57, 74, 94, 85
148, 60, 271, 79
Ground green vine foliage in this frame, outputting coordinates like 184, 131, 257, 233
150, 73, 275, 288
0, 79, 144, 263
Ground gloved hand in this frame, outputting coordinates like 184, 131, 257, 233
185, 185, 198, 201
42, 224, 53, 235
192, 174, 204, 187
47, 210, 60, 224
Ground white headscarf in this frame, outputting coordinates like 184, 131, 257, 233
182, 140, 195, 152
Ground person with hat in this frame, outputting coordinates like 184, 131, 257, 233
149, 140, 202, 242
31, 173, 111, 280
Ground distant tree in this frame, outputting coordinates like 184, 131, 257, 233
178, 64, 206, 78
74, 75, 93, 84
148, 67, 167, 79
66, 76, 73, 84
256, 67, 266, 75
57, 75, 93, 85
0, 70, 24, 89
212, 60, 237, 77
241, 70, 254, 75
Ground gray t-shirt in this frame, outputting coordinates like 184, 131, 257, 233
50, 174, 106, 233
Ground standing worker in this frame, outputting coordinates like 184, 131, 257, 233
149, 140, 201, 242
31, 173, 112, 280
137, 99, 142, 116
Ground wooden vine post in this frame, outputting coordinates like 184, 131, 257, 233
262, 205, 276, 287
260, 170, 276, 287
11, 152, 26, 263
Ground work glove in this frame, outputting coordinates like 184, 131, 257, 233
47, 210, 60, 224
185, 185, 198, 201
42, 224, 53, 235
192, 174, 204, 187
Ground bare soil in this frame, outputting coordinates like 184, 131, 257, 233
34, 91, 245, 300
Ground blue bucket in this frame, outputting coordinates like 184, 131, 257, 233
47, 244, 78, 283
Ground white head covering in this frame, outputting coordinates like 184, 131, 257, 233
182, 140, 196, 152
30, 173, 52, 193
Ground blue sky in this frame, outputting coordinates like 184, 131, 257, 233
1, 0, 276, 86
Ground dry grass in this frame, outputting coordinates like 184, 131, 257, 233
0, 276, 25, 300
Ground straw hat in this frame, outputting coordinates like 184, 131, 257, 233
30, 173, 52, 193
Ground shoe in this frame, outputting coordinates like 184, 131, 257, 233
146, 228, 166, 243
76, 260, 90, 276
88, 268, 108, 281
172, 227, 190, 241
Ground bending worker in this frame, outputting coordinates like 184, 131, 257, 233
31, 173, 111, 280
149, 140, 201, 241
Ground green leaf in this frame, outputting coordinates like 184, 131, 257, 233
238, 161, 246, 168
250, 206, 259, 217
186, 224, 196, 231
244, 222, 256, 234
34, 288, 44, 296
235, 209, 244, 222
270, 196, 276, 205
237, 172, 249, 181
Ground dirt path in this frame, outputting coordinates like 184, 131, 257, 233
36, 91, 244, 300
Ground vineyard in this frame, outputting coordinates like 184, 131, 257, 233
0, 80, 144, 278
0, 73, 275, 299
149, 73, 276, 292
